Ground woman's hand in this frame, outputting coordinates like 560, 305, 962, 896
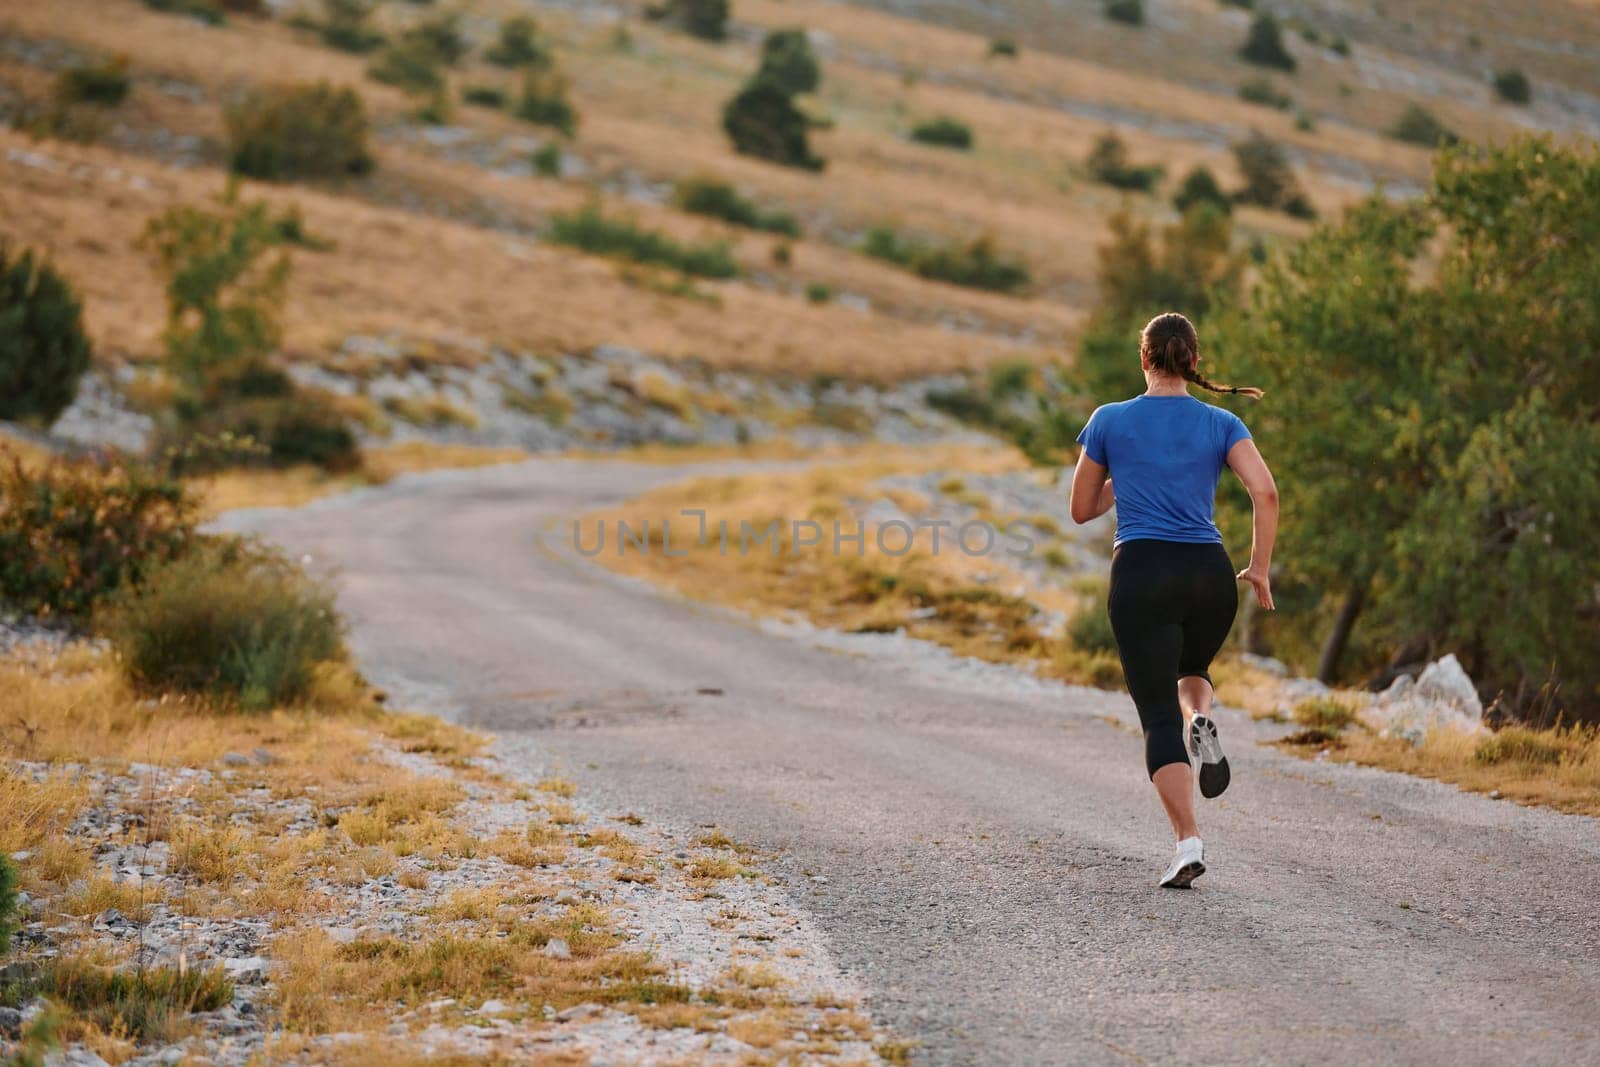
1237, 565, 1274, 610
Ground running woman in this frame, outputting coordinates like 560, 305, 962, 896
1068, 312, 1279, 888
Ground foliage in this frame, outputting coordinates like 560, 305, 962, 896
225, 82, 373, 180
909, 115, 973, 150
141, 0, 225, 25
487, 15, 551, 69
0, 449, 196, 621
317, 0, 383, 54
647, 0, 729, 41
513, 69, 578, 136
723, 80, 825, 171
1238, 76, 1291, 110
107, 541, 345, 709
463, 84, 507, 109
548, 202, 738, 279
673, 176, 798, 235
531, 141, 562, 176
1172, 165, 1231, 215
0, 851, 18, 957
1211, 137, 1600, 720
1389, 103, 1458, 147
862, 227, 1029, 294
368, 37, 445, 95
1493, 68, 1531, 106
175, 383, 361, 472
757, 28, 820, 94
57, 55, 131, 107
988, 38, 1018, 58
1104, 0, 1143, 26
0, 245, 93, 424
400, 12, 468, 66
1075, 204, 1242, 400
1240, 12, 1295, 71
1231, 131, 1314, 217
1085, 131, 1162, 192
142, 187, 289, 386
35, 957, 232, 1041
1067, 603, 1118, 655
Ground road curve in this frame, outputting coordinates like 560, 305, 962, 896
226, 458, 1600, 1066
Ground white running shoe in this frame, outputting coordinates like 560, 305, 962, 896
1159, 836, 1206, 888
1189, 714, 1231, 799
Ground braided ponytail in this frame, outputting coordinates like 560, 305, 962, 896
1140, 312, 1263, 400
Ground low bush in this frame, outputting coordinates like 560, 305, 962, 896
487, 15, 551, 68
0, 450, 196, 621
34, 957, 232, 1042
1292, 697, 1359, 732
57, 55, 131, 107
1389, 103, 1458, 147
177, 388, 361, 473
673, 176, 799, 235
1104, 0, 1143, 26
1240, 12, 1296, 71
1493, 68, 1531, 105
141, 0, 225, 25
0, 852, 18, 956
108, 542, 345, 709
988, 38, 1018, 58
1172, 165, 1231, 215
318, 0, 384, 54
723, 80, 825, 171
548, 203, 738, 279
1085, 131, 1163, 192
0, 244, 93, 424
1231, 131, 1314, 217
1473, 725, 1592, 767
401, 13, 469, 66
531, 142, 562, 176
1067, 603, 1118, 655
1238, 76, 1291, 110
647, 0, 729, 41
513, 70, 578, 136
463, 84, 507, 109
909, 115, 973, 150
368, 38, 445, 95
226, 82, 374, 181
757, 28, 820, 94
805, 281, 832, 303
862, 227, 1029, 294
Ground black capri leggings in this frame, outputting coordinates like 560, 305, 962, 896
1107, 539, 1238, 778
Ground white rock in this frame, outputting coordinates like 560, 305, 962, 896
479, 999, 508, 1015
544, 937, 571, 960
1414, 654, 1483, 719
223, 956, 269, 982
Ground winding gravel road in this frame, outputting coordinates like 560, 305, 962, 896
227, 458, 1600, 1066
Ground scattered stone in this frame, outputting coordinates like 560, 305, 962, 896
543, 937, 571, 960
224, 752, 250, 767
222, 956, 269, 983
0, 1006, 23, 1038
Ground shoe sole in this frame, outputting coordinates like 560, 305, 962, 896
1160, 860, 1206, 889
1190, 716, 1231, 799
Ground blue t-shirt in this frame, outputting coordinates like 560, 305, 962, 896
1076, 395, 1251, 547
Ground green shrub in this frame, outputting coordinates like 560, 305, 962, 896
805, 281, 832, 303
757, 28, 820, 94
368, 37, 445, 95
108, 542, 344, 709
1085, 131, 1163, 192
0, 451, 196, 621
36, 957, 232, 1042
909, 115, 973, 150
1329, 35, 1350, 57
1292, 697, 1359, 732
487, 15, 551, 68
1104, 0, 1143, 26
226, 82, 374, 181
1240, 13, 1295, 71
0, 245, 93, 424
1172, 165, 1231, 215
1493, 68, 1530, 105
401, 12, 468, 65
531, 141, 562, 176
513, 70, 578, 136
1294, 110, 1316, 132
1389, 103, 1458, 147
141, 0, 225, 25
57, 55, 131, 107
647, 0, 729, 41
1231, 131, 1313, 216
179, 387, 361, 472
1238, 76, 1291, 110
548, 203, 738, 279
0, 852, 18, 957
463, 84, 507, 109
1474, 725, 1586, 766
1067, 604, 1118, 655
862, 227, 1028, 293
318, 0, 384, 54
723, 79, 825, 171
673, 176, 799, 235
988, 37, 1018, 58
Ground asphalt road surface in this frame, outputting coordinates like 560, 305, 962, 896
227, 458, 1600, 1066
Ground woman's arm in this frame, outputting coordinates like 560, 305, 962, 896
1069, 449, 1114, 524
1227, 438, 1278, 610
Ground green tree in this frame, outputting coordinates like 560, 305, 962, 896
757, 28, 819, 94
487, 15, 550, 68
649, 0, 729, 41
0, 246, 93, 423
141, 187, 289, 388
723, 79, 824, 171
1240, 12, 1295, 71
1213, 137, 1600, 718
225, 82, 373, 180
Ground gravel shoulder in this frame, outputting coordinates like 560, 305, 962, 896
226, 457, 1600, 1067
